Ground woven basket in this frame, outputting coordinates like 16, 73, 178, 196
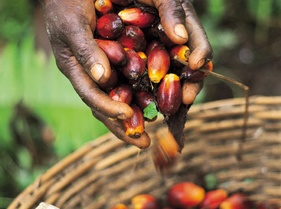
8, 96, 281, 209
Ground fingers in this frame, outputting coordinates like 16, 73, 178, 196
181, 0, 213, 70
44, 0, 112, 85
53, 45, 134, 120
139, 0, 212, 70
139, 0, 188, 44
92, 108, 151, 149
65, 26, 113, 85
182, 81, 203, 105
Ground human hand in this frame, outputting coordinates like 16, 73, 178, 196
138, 0, 213, 104
41, 0, 212, 149
41, 0, 151, 148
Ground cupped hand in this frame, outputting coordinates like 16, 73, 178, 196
41, 0, 212, 148
41, 0, 151, 148
139, 0, 213, 104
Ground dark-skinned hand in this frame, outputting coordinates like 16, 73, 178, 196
41, 0, 213, 149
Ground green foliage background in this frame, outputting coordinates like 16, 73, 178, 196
1, 0, 280, 208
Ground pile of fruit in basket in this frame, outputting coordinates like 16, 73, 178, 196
109, 181, 279, 209
93, 0, 213, 148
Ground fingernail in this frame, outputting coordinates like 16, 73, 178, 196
117, 113, 127, 120
90, 63, 105, 82
174, 24, 188, 40
197, 59, 205, 69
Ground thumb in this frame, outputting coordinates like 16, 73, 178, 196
140, 0, 189, 44
68, 26, 112, 85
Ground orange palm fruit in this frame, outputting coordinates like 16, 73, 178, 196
157, 74, 181, 116
167, 182, 205, 208
200, 189, 228, 209
110, 203, 128, 209
220, 193, 253, 209
169, 44, 190, 62
123, 104, 145, 138
147, 45, 170, 83
152, 127, 179, 170
131, 194, 161, 209
118, 7, 157, 28
95, 39, 127, 66
156, 128, 179, 158
94, 0, 113, 16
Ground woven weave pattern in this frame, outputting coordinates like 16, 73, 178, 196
8, 96, 281, 209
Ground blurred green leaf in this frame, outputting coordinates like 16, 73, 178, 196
0, 42, 22, 105
0, 34, 109, 159
0, 197, 14, 209
207, 0, 225, 21
0, 107, 13, 146
17, 148, 32, 169
35, 105, 108, 157
0, 0, 32, 42
201, 18, 238, 57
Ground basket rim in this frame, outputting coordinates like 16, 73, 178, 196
8, 95, 281, 209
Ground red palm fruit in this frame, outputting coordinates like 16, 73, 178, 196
117, 25, 146, 52
180, 65, 205, 83
98, 66, 119, 91
109, 84, 133, 105
96, 13, 124, 39
134, 90, 157, 122
147, 45, 170, 83
123, 104, 145, 138
157, 74, 181, 116
95, 39, 127, 66
200, 189, 228, 209
180, 61, 213, 82
257, 201, 280, 209
118, 7, 157, 28
110, 0, 133, 6
219, 193, 253, 209
134, 90, 154, 110
169, 44, 190, 62
94, 0, 114, 16
167, 182, 205, 209
145, 40, 162, 57
121, 48, 146, 81
110, 203, 128, 209
131, 194, 161, 209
